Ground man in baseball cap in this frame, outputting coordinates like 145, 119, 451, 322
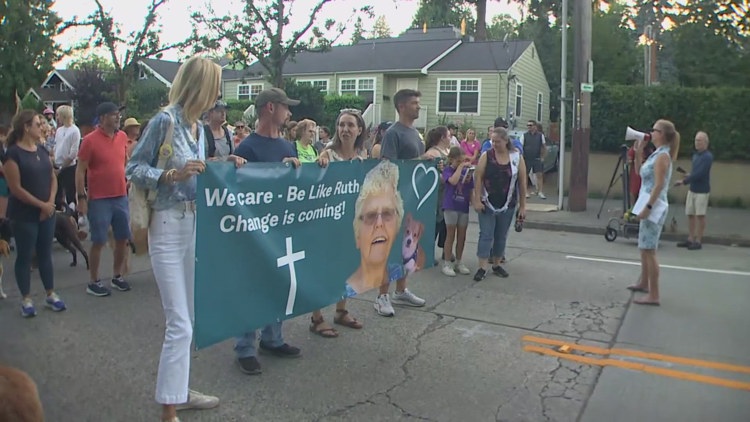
254, 87, 301, 109
96, 102, 126, 118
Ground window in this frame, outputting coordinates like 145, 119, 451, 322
238, 83, 263, 101
298, 79, 329, 93
514, 83, 523, 117
339, 78, 375, 106
139, 68, 148, 80
438, 79, 480, 114
536, 93, 544, 122
60, 84, 69, 92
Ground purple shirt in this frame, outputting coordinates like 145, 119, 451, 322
442, 165, 474, 213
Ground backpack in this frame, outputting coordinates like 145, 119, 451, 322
204, 125, 233, 158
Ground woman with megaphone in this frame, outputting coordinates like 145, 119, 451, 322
626, 120, 680, 306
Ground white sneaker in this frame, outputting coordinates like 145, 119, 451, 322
538, 192, 547, 199
175, 389, 219, 411
374, 294, 395, 317
392, 289, 426, 307
441, 262, 456, 277
455, 262, 471, 275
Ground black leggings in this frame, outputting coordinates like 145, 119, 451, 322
435, 219, 447, 249
12, 216, 56, 296
55, 165, 77, 208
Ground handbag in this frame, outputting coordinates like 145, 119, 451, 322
129, 112, 175, 255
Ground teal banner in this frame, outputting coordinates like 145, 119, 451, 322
194, 159, 438, 349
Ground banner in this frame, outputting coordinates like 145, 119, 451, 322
194, 159, 439, 349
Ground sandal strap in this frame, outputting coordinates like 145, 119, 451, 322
335, 309, 349, 315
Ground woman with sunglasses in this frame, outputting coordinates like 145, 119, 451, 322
2, 110, 65, 317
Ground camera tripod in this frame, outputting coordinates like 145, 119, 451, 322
597, 144, 631, 219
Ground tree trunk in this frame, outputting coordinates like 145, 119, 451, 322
475, 0, 487, 40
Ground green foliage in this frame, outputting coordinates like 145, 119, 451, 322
590, 84, 750, 160
21, 93, 44, 113
125, 79, 169, 122
68, 54, 115, 71
71, 65, 118, 126
412, 0, 475, 34
322, 94, 366, 128
0, 0, 63, 120
192, 1, 373, 88
372, 15, 392, 39
282, 79, 326, 123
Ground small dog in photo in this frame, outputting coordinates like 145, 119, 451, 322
402, 213, 426, 276
0, 364, 44, 421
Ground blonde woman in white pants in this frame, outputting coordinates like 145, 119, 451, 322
126, 56, 246, 422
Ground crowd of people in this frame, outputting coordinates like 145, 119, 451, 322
0, 53, 707, 420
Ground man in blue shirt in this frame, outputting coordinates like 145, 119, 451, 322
482, 117, 523, 155
233, 88, 302, 375
674, 131, 713, 250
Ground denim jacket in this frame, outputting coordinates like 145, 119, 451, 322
125, 104, 206, 211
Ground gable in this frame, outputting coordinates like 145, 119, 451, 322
429, 41, 531, 72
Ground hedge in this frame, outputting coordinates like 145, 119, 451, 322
587, 84, 750, 161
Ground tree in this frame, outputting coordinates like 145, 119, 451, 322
372, 15, 392, 39
0, 0, 65, 121
71, 63, 117, 126
412, 0, 475, 34
590, 3, 641, 85
351, 17, 366, 44
68, 53, 115, 72
485, 14, 520, 40
192, 0, 372, 88
64, 0, 195, 103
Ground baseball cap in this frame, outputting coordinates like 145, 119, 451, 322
123, 117, 140, 128
43, 107, 54, 115
210, 100, 229, 111
494, 117, 509, 128
255, 88, 300, 109
96, 102, 125, 117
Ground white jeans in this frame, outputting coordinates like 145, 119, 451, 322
149, 207, 196, 405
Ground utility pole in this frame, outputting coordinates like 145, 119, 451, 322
569, 0, 592, 212
558, 0, 568, 211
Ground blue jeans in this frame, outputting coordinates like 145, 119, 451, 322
476, 208, 515, 259
12, 216, 56, 296
234, 322, 284, 359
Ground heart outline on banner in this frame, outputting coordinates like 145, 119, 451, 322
412, 162, 439, 210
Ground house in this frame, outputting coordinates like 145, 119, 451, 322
221, 26, 551, 133
28, 58, 181, 111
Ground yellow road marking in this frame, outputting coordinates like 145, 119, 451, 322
522, 336, 750, 392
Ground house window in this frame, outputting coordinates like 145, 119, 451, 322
139, 68, 148, 80
438, 79, 480, 114
339, 78, 375, 106
238, 83, 263, 101
60, 84, 68, 92
536, 92, 543, 122
514, 83, 523, 117
298, 79, 329, 93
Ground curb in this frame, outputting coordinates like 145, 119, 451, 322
523, 221, 750, 248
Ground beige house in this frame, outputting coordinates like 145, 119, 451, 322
221, 26, 551, 133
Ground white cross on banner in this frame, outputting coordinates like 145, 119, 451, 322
276, 237, 306, 315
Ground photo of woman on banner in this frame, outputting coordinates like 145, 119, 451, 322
346, 160, 405, 297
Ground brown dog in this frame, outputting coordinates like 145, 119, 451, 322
0, 365, 44, 421
401, 213, 426, 276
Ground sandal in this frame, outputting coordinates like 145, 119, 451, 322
309, 316, 338, 338
334, 309, 363, 329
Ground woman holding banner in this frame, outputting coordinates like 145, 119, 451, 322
309, 110, 369, 337
126, 56, 246, 422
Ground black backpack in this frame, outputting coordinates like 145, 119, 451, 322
204, 124, 233, 158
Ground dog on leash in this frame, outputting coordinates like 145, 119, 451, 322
54, 206, 89, 269
0, 365, 44, 421
402, 213, 426, 276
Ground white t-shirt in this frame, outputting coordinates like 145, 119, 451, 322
449, 135, 460, 148
54, 124, 81, 168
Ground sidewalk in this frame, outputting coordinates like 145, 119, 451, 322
467, 184, 750, 247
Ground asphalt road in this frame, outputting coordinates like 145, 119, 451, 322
1, 227, 748, 422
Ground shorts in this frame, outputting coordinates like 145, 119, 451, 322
525, 157, 543, 173
685, 191, 709, 216
0, 178, 9, 197
443, 210, 469, 227
88, 196, 131, 245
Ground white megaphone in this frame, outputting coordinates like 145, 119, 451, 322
625, 126, 651, 143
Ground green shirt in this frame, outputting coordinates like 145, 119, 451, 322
295, 141, 318, 163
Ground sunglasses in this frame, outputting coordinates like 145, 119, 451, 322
236, 126, 246, 130
359, 208, 396, 226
